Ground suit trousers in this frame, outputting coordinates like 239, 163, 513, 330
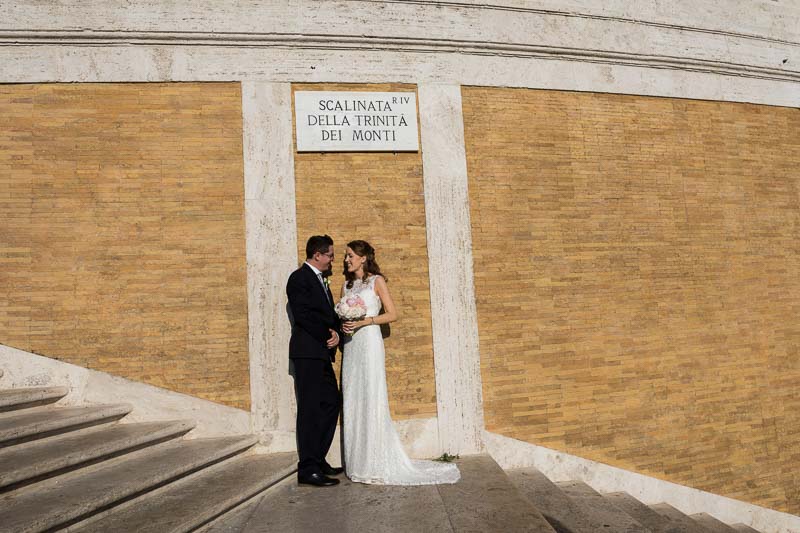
292, 358, 341, 476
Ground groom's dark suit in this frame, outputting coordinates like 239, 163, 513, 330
287, 263, 341, 478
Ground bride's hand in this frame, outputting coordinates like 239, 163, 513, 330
343, 318, 370, 333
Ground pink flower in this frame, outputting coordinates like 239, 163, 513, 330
335, 294, 367, 321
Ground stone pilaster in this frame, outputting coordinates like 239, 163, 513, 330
418, 84, 484, 455
243, 82, 297, 448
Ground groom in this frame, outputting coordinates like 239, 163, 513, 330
287, 234, 343, 487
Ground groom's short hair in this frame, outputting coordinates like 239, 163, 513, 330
306, 234, 334, 259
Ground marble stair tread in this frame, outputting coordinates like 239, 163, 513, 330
650, 503, 716, 533
0, 403, 131, 446
602, 492, 685, 533
221, 472, 456, 532
507, 467, 598, 533
70, 452, 296, 533
438, 455, 557, 532
196, 490, 266, 533
227, 454, 554, 533
690, 513, 738, 533
554, 480, 651, 533
730, 524, 761, 533
0, 435, 257, 533
0, 387, 69, 412
0, 419, 194, 490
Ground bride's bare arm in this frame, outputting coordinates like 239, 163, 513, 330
347, 276, 399, 331
368, 276, 398, 326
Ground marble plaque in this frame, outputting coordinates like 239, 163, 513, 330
295, 91, 419, 152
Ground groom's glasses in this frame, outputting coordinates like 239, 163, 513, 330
319, 251, 334, 259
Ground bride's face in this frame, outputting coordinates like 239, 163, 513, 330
344, 247, 366, 274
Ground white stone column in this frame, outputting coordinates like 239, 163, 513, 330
243, 82, 297, 450
418, 84, 485, 455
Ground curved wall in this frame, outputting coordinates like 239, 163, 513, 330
463, 86, 800, 514
1, 1, 799, 524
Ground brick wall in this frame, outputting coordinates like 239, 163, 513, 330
292, 83, 437, 420
0, 83, 250, 410
462, 87, 800, 513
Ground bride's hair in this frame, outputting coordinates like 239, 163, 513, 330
344, 240, 388, 289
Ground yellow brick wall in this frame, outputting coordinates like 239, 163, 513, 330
0, 83, 250, 410
462, 87, 800, 513
292, 83, 437, 420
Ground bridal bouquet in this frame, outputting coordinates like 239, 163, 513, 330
335, 295, 367, 333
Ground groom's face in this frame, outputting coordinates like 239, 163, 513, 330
315, 245, 335, 274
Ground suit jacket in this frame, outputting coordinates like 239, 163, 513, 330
287, 263, 341, 361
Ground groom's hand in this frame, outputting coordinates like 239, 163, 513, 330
326, 329, 339, 348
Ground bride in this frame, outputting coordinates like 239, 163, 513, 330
339, 240, 460, 485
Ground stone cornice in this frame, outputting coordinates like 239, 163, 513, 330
4, 0, 798, 47
378, 0, 799, 47
2, 1, 798, 107
2, 30, 797, 83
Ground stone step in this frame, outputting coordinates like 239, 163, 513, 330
196, 489, 268, 533
218, 454, 555, 532
0, 419, 194, 491
730, 524, 761, 533
690, 513, 738, 533
0, 403, 132, 447
0, 386, 69, 413
507, 467, 597, 533
650, 503, 715, 533
602, 491, 686, 533
554, 480, 651, 533
0, 435, 258, 533
220, 469, 456, 532
70, 452, 296, 533
438, 455, 557, 532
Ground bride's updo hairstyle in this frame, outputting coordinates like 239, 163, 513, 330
344, 240, 388, 289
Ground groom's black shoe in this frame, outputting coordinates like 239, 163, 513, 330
321, 463, 344, 476
298, 472, 340, 487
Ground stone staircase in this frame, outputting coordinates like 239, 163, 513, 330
203, 459, 761, 533
0, 380, 295, 533
0, 377, 763, 532
508, 467, 760, 533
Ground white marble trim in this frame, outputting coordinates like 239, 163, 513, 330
0, 343, 250, 438
3, 33, 796, 83
2, 47, 798, 109
419, 84, 485, 455
242, 82, 299, 440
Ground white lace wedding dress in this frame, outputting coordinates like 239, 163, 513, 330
342, 275, 460, 485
